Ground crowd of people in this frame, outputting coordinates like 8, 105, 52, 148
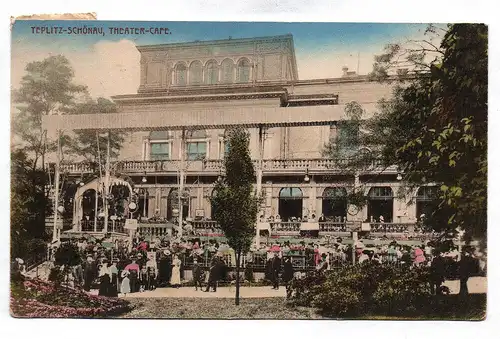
34, 231, 486, 298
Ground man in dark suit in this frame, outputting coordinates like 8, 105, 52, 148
271, 253, 281, 290
83, 255, 97, 291
192, 258, 204, 291
459, 247, 479, 296
204, 256, 219, 292
282, 257, 294, 298
430, 251, 446, 295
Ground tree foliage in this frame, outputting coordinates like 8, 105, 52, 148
12, 55, 88, 170
327, 24, 487, 243
11, 149, 50, 254
210, 127, 260, 304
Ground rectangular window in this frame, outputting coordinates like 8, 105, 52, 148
337, 121, 359, 156
150, 142, 170, 160
219, 140, 230, 159
187, 142, 207, 160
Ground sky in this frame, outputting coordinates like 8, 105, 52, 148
11, 21, 444, 98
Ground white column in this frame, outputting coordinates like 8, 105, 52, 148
178, 129, 186, 237
256, 126, 264, 197
52, 130, 61, 242
103, 131, 111, 233
255, 126, 264, 247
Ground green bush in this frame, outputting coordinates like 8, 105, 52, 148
289, 263, 433, 317
372, 266, 431, 315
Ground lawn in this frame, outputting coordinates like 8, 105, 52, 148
117, 297, 325, 319
116, 294, 486, 320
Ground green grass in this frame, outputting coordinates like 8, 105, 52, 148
117, 297, 324, 319
115, 294, 486, 320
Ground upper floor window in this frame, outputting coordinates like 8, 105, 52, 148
205, 61, 219, 85
187, 142, 207, 160
150, 142, 170, 160
221, 59, 234, 83
175, 63, 187, 86
337, 121, 360, 156
237, 59, 251, 83
218, 139, 230, 159
149, 131, 171, 160
189, 61, 203, 85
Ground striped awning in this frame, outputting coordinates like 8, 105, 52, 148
41, 105, 344, 132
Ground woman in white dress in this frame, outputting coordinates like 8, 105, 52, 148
170, 255, 181, 288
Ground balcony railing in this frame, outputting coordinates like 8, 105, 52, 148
58, 158, 396, 175
78, 220, 125, 233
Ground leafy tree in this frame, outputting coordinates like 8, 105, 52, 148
210, 127, 260, 305
322, 24, 487, 248
329, 24, 487, 245
11, 149, 50, 254
12, 55, 87, 171
12, 55, 88, 243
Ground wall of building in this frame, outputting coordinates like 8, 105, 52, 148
138, 35, 297, 90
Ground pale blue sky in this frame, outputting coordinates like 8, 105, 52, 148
11, 21, 446, 98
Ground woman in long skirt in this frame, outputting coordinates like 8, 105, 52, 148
121, 270, 131, 297
170, 255, 181, 288
108, 260, 119, 297
98, 260, 112, 297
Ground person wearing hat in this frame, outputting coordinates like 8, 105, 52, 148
83, 255, 97, 292
458, 246, 479, 296
109, 259, 119, 297
204, 256, 220, 292
120, 270, 131, 296
282, 257, 294, 298
192, 258, 204, 291
98, 259, 112, 297
124, 258, 140, 293
271, 252, 281, 290
170, 254, 182, 288
316, 253, 329, 272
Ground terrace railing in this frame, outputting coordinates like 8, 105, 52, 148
77, 220, 126, 233
136, 224, 171, 239
58, 158, 397, 175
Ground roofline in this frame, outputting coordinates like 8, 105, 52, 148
110, 74, 405, 101
136, 34, 294, 51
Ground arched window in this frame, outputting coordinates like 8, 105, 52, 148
416, 186, 438, 221
221, 59, 234, 83
278, 187, 303, 221
237, 59, 251, 83
205, 61, 219, 85
189, 61, 203, 85
367, 187, 394, 222
174, 63, 187, 86
322, 187, 348, 220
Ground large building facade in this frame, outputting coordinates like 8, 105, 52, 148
55, 35, 434, 234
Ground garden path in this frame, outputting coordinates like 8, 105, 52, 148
88, 277, 486, 299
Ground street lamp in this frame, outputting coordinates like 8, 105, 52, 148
110, 215, 118, 232
304, 168, 310, 183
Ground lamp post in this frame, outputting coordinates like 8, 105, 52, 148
110, 215, 118, 233
52, 129, 62, 243
103, 131, 111, 233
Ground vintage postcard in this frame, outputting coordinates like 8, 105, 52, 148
10, 20, 487, 319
